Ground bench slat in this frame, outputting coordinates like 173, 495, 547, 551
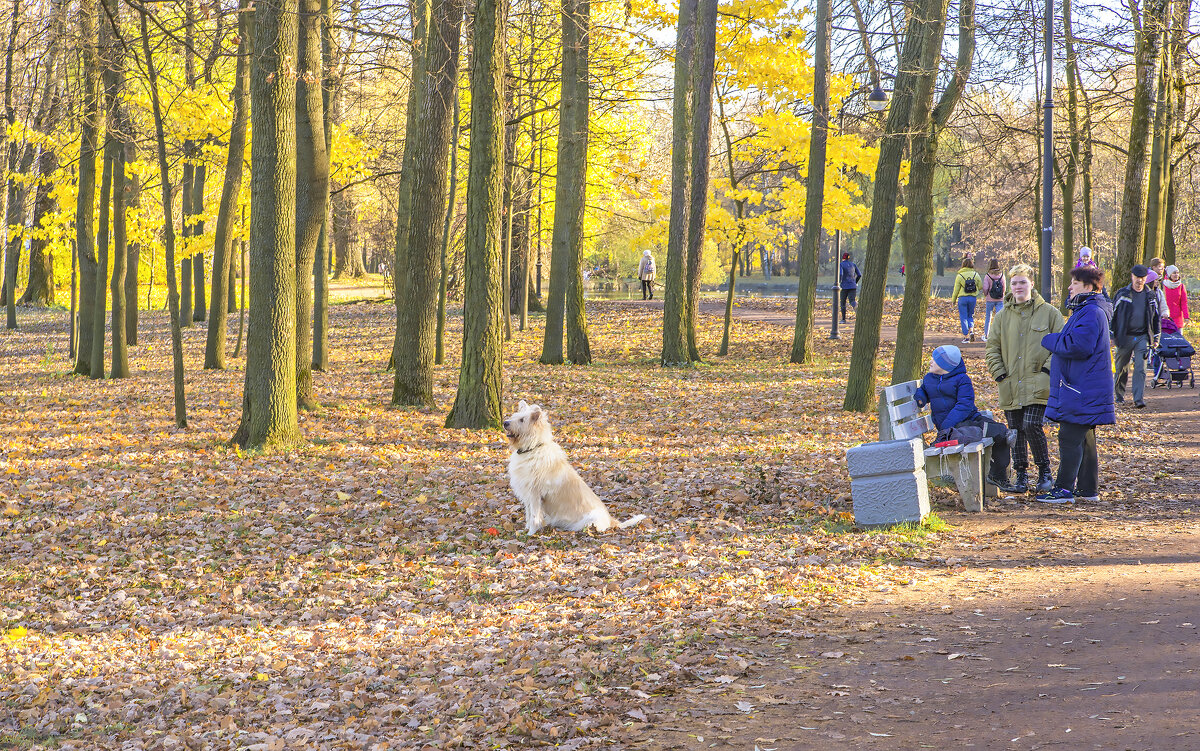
883, 380, 919, 403
892, 414, 934, 440
887, 399, 924, 423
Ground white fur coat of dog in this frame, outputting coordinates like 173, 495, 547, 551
504, 400, 646, 534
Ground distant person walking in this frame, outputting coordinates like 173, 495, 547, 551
952, 257, 984, 342
1036, 266, 1115, 504
638, 250, 656, 300
1074, 246, 1098, 269
1111, 264, 1161, 409
1163, 265, 1190, 329
982, 259, 1006, 338
985, 264, 1064, 493
838, 253, 861, 322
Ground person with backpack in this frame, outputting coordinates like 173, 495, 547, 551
638, 250, 656, 300
952, 257, 984, 342
982, 259, 1006, 338
838, 253, 862, 322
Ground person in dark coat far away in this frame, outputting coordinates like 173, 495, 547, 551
1036, 265, 1115, 504
839, 253, 861, 323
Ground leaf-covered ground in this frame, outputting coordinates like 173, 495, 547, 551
0, 299, 1191, 749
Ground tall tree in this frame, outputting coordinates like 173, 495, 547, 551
446, 0, 505, 429
542, 0, 592, 365
891, 0, 974, 384
392, 0, 464, 404
103, 0, 131, 378
139, 5, 187, 426
683, 0, 717, 363
205, 0, 251, 370
74, 0, 101, 374
294, 0, 330, 411
844, 0, 949, 412
91, 129, 113, 378
660, 0, 697, 366
1114, 0, 1169, 283
313, 0, 334, 372
789, 0, 831, 365
1, 0, 17, 328
234, 0, 301, 448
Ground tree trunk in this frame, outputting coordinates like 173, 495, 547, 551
139, 6, 187, 426
844, 0, 948, 412
74, 0, 100, 374
101, 0, 131, 378
446, 0, 505, 429
392, 0, 464, 405
435, 88, 460, 366
660, 0, 697, 366
294, 0, 330, 411
789, 0, 831, 365
180, 158, 194, 326
683, 0, 716, 364
191, 164, 207, 321
1, 0, 17, 328
1142, 41, 1170, 262
91, 141, 113, 379
234, 0, 301, 448
1114, 0, 1169, 284
205, 0, 251, 370
560, 0, 592, 365
313, 0, 334, 372
392, 0, 431, 324
892, 0, 972, 384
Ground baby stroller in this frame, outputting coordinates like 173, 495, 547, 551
1151, 317, 1196, 389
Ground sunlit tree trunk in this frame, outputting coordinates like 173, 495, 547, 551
661, 0, 696, 366
892, 0, 972, 384
205, 0, 251, 370
446, 0, 505, 429
234, 0, 301, 448
560, 0, 592, 365
74, 0, 100, 373
844, 0, 947, 412
683, 0, 716, 363
1, 0, 17, 328
313, 0, 333, 372
392, 0, 464, 405
1115, 0, 1169, 284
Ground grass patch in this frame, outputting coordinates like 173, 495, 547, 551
819, 512, 950, 540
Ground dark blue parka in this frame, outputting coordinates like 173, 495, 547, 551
914, 360, 981, 431
839, 260, 861, 290
1041, 292, 1116, 426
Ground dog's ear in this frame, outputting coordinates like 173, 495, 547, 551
530, 406, 542, 422
518, 399, 529, 410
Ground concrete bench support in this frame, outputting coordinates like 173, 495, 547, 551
846, 438, 930, 527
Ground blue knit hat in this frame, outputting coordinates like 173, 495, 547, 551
932, 345, 962, 371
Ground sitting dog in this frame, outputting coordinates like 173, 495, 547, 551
504, 400, 646, 534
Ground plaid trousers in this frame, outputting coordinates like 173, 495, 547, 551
1005, 404, 1050, 472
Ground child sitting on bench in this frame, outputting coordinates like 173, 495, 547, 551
914, 345, 1023, 494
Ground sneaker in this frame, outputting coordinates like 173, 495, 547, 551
1035, 488, 1075, 504
1134, 401, 1146, 409
1012, 470, 1030, 493
1114, 395, 1125, 404
962, 338, 971, 344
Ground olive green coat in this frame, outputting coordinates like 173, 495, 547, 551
984, 290, 1065, 410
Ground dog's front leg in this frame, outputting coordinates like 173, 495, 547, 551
519, 492, 545, 535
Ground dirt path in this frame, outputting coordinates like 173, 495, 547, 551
622, 299, 1200, 750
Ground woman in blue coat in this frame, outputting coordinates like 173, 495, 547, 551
1037, 266, 1115, 503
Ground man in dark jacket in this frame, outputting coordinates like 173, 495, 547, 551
838, 253, 861, 322
1111, 264, 1161, 408
914, 345, 1021, 493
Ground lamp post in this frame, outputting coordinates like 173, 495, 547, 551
1040, 0, 1054, 301
830, 84, 888, 340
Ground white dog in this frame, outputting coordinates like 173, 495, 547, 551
504, 400, 646, 534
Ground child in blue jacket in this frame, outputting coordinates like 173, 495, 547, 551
914, 345, 1022, 494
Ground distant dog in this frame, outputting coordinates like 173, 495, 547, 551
503, 400, 647, 534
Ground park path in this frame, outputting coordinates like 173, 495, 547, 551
622, 298, 1200, 750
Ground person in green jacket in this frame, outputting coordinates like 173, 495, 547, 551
984, 263, 1065, 493
951, 257, 984, 342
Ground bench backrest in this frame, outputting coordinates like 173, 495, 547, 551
878, 380, 935, 442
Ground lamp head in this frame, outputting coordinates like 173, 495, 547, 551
867, 83, 888, 112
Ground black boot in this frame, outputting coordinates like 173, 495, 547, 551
987, 471, 1026, 495
1035, 466, 1054, 493
1012, 470, 1030, 493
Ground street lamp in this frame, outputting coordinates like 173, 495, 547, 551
831, 82, 888, 340
1041, 0, 1054, 301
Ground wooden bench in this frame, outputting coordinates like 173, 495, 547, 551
878, 380, 997, 512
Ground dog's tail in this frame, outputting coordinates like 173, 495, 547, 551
618, 514, 648, 529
